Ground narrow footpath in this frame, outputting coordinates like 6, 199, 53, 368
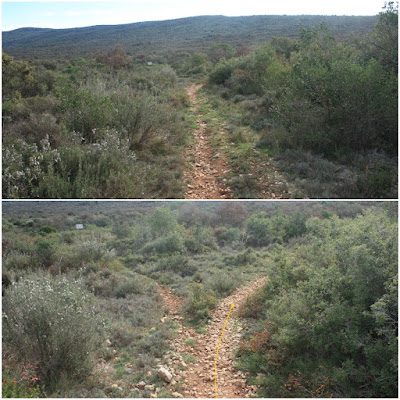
184, 84, 231, 199
183, 84, 292, 199
158, 277, 267, 398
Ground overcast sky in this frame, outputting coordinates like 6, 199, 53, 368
2, 0, 384, 31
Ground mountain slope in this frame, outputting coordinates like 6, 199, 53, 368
3, 14, 377, 58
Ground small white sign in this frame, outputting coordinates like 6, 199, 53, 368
76, 224, 84, 230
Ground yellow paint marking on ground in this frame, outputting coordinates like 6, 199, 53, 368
214, 303, 234, 398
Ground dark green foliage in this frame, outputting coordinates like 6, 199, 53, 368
148, 207, 179, 237
208, 271, 243, 297
35, 239, 56, 267
184, 282, 218, 324
181, 52, 208, 75
238, 208, 398, 397
215, 226, 244, 246
270, 36, 299, 59
369, 2, 398, 72
208, 43, 235, 63
209, 59, 237, 85
141, 232, 185, 255
275, 24, 398, 156
206, 21, 397, 198
3, 16, 377, 60
39, 225, 57, 234
86, 270, 147, 299
157, 255, 198, 277
246, 214, 273, 246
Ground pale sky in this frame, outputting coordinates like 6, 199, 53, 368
2, 0, 384, 31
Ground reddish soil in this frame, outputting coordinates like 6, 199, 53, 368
158, 277, 268, 398
183, 84, 293, 199
184, 84, 231, 199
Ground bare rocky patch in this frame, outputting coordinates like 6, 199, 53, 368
157, 278, 268, 398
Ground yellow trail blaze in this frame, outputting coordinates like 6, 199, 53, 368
215, 303, 234, 398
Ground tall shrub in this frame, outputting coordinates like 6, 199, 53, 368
2, 272, 103, 390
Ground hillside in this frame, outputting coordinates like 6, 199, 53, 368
3, 14, 377, 58
2, 201, 397, 397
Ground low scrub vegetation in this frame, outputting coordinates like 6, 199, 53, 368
204, 6, 398, 198
2, 51, 190, 198
2, 6, 397, 199
2, 201, 397, 397
238, 208, 397, 398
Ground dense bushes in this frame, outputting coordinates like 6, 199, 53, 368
207, 10, 398, 198
246, 210, 307, 246
2, 54, 189, 198
209, 19, 398, 157
2, 202, 397, 397
273, 25, 398, 156
238, 208, 398, 397
141, 232, 185, 255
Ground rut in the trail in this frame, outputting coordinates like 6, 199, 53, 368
158, 277, 267, 398
184, 84, 231, 199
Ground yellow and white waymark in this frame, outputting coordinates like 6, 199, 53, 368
214, 303, 234, 398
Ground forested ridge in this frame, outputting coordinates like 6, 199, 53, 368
2, 202, 398, 397
2, 4, 397, 199
3, 15, 377, 59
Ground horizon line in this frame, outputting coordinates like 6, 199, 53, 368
2, 13, 378, 32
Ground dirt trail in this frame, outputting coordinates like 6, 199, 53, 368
158, 277, 267, 398
183, 84, 293, 199
184, 84, 231, 199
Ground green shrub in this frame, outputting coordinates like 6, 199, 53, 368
274, 25, 398, 156
148, 207, 179, 237
209, 272, 242, 297
39, 225, 57, 235
113, 278, 143, 299
215, 227, 245, 247
5, 113, 66, 148
2, 366, 40, 398
112, 223, 131, 238
136, 329, 170, 358
157, 255, 197, 277
246, 214, 274, 246
238, 208, 398, 397
2, 272, 103, 390
94, 217, 111, 227
35, 238, 56, 268
141, 232, 185, 255
184, 282, 217, 324
209, 59, 237, 85
76, 238, 114, 264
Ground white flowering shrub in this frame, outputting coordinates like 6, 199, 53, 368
2, 137, 61, 199
2, 273, 103, 388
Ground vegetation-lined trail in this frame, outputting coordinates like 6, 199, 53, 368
184, 84, 231, 199
159, 277, 267, 398
184, 84, 294, 199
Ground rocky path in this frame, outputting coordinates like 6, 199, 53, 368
184, 84, 231, 199
158, 277, 267, 398
183, 84, 293, 199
